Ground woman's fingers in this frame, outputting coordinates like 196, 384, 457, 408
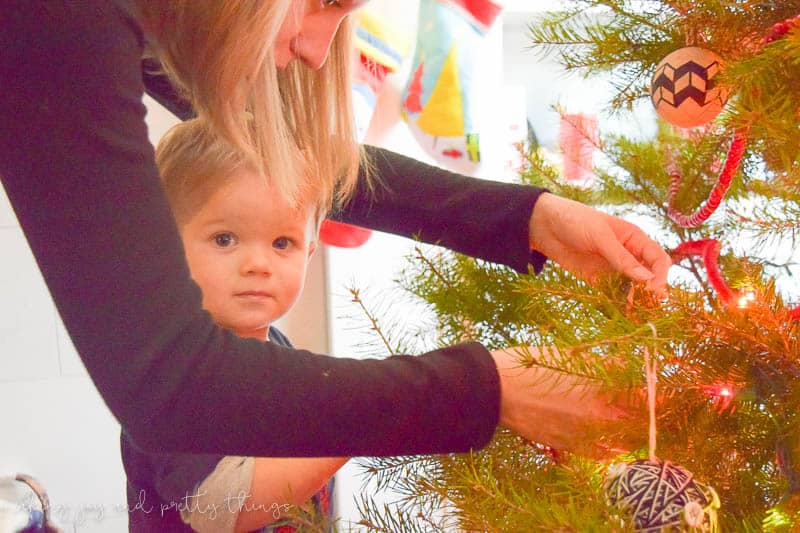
600, 218, 671, 295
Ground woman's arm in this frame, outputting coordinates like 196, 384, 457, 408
0, 1, 500, 457
491, 347, 642, 458
339, 151, 670, 291
142, 60, 669, 288
337, 145, 548, 274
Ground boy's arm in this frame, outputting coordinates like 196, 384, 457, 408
234, 457, 347, 532
180, 455, 347, 532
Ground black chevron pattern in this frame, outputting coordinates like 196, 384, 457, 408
651, 60, 721, 108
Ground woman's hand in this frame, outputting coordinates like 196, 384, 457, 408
491, 347, 642, 458
529, 193, 671, 297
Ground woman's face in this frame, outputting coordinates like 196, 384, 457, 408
274, 0, 370, 70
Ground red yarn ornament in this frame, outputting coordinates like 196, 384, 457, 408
671, 239, 800, 322
671, 239, 734, 304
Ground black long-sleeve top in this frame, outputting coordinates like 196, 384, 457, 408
0, 0, 547, 457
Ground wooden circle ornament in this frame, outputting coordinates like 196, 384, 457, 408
650, 46, 730, 128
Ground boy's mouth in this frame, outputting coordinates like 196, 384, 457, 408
235, 290, 272, 298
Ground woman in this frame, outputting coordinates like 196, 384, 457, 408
0, 0, 670, 457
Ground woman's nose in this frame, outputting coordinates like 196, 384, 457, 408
291, 16, 344, 70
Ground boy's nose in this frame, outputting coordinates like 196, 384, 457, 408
241, 247, 273, 276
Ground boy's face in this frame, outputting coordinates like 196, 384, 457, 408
180, 170, 317, 340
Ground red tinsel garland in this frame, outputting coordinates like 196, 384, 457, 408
671, 239, 734, 304
667, 129, 748, 228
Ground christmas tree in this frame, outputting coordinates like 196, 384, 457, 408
353, 2, 800, 531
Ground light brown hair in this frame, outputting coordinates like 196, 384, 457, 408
155, 118, 326, 231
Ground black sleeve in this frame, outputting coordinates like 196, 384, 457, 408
0, 0, 499, 457
337, 146, 548, 274
134, 331, 291, 517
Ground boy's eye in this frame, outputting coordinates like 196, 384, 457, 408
322, 0, 341, 6
273, 237, 291, 250
212, 232, 238, 248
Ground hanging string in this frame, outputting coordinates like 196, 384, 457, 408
667, 128, 748, 228
643, 322, 659, 462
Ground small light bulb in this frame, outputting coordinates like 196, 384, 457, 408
737, 290, 756, 309
704, 383, 736, 409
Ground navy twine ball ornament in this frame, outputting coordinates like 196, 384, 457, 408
605, 459, 720, 532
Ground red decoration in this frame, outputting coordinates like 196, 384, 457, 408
319, 220, 372, 248
762, 15, 800, 45
671, 239, 800, 322
671, 239, 735, 304
667, 128, 748, 228
403, 63, 424, 114
559, 113, 598, 184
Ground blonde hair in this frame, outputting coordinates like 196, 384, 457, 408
139, 1, 365, 211
156, 118, 326, 232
